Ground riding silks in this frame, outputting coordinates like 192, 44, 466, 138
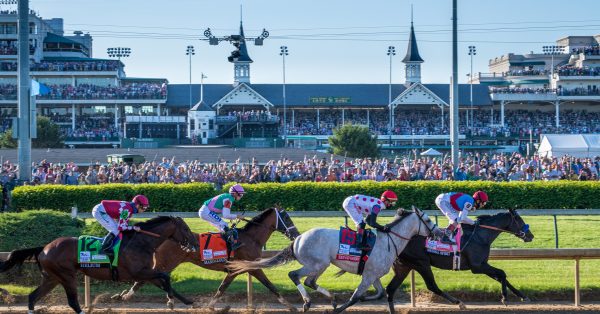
77, 234, 122, 267
199, 232, 233, 264
336, 227, 376, 275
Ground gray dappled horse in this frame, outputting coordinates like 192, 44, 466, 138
228, 207, 440, 313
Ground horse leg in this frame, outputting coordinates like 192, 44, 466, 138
288, 266, 317, 312
484, 272, 530, 302
415, 265, 464, 309
62, 279, 84, 314
111, 281, 145, 301
332, 275, 377, 314
471, 263, 508, 305
207, 273, 238, 311
386, 263, 412, 314
145, 271, 193, 307
250, 269, 297, 312
303, 270, 336, 309
28, 275, 58, 314
360, 278, 385, 302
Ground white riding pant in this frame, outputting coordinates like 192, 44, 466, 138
199, 205, 228, 232
343, 196, 365, 226
92, 204, 120, 236
435, 194, 458, 225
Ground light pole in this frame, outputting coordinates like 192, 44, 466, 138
542, 45, 564, 80
4, 0, 32, 181
468, 45, 476, 128
186, 45, 195, 108
280, 46, 288, 145
387, 46, 396, 148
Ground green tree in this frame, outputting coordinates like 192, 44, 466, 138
33, 116, 63, 148
0, 129, 17, 148
328, 124, 379, 158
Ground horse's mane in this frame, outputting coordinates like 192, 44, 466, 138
240, 207, 275, 231
476, 212, 509, 223
135, 216, 175, 228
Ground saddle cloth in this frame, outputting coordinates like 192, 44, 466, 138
77, 234, 122, 267
424, 228, 462, 270
199, 232, 233, 264
336, 226, 376, 274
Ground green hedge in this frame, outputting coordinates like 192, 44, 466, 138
0, 210, 84, 251
12, 183, 215, 212
11, 181, 600, 212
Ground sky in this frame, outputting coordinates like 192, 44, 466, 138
18, 0, 600, 85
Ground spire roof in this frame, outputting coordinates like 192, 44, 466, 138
402, 22, 424, 63
235, 21, 253, 63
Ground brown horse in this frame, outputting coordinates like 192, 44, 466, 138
112, 207, 301, 311
0, 216, 199, 314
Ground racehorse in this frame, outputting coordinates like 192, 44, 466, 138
0, 216, 198, 314
384, 209, 534, 314
228, 207, 439, 313
112, 207, 301, 311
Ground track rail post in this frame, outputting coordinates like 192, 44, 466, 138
410, 270, 416, 307
247, 272, 254, 308
84, 275, 91, 309
575, 258, 580, 306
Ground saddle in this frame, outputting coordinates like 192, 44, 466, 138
199, 232, 234, 265
425, 228, 462, 270
336, 226, 377, 275
78, 234, 122, 280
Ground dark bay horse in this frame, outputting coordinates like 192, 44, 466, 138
384, 209, 534, 314
112, 207, 301, 311
0, 216, 198, 314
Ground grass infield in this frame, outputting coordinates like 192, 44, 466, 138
1, 215, 599, 299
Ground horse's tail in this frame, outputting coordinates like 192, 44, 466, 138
227, 243, 296, 275
0, 247, 44, 273
334, 269, 347, 278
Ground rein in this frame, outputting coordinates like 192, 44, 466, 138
138, 229, 161, 238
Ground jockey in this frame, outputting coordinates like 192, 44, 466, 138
199, 184, 245, 250
435, 190, 488, 243
92, 194, 149, 256
342, 190, 398, 249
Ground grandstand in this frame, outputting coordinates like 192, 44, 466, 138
2, 9, 600, 154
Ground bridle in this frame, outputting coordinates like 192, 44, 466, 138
172, 217, 198, 252
240, 208, 298, 240
387, 207, 436, 241
479, 211, 529, 239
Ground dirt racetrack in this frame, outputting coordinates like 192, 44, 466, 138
1, 301, 599, 313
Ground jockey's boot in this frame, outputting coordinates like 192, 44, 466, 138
441, 228, 456, 244
356, 222, 371, 250
223, 227, 243, 251
101, 232, 116, 258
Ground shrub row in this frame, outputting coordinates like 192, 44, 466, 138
12, 181, 600, 212
0, 210, 84, 251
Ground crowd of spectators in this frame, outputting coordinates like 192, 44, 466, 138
572, 46, 600, 56
556, 65, 600, 77
1, 60, 121, 72
221, 110, 277, 122
490, 87, 556, 94
285, 109, 600, 138
1, 82, 167, 100
17, 152, 600, 188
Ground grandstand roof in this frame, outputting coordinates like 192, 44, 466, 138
166, 83, 492, 108
190, 100, 213, 111
43, 33, 81, 45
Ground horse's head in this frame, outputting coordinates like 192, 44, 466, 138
273, 208, 300, 240
409, 206, 439, 237
507, 208, 534, 242
137, 216, 199, 253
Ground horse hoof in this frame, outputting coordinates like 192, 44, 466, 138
167, 300, 174, 310
501, 298, 508, 306
521, 297, 531, 303
458, 301, 466, 310
303, 301, 311, 312
216, 305, 231, 314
